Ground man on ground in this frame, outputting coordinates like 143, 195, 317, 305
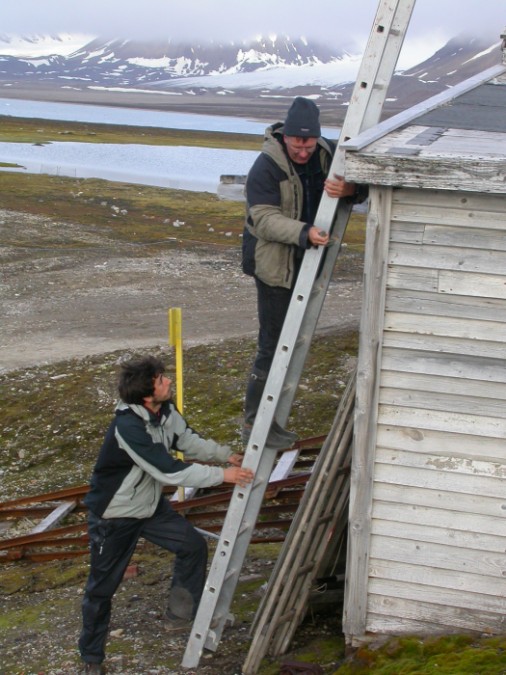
78, 354, 253, 674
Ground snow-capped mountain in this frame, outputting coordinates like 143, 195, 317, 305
0, 34, 351, 84
0, 33, 94, 57
0, 32, 502, 120
330, 34, 504, 116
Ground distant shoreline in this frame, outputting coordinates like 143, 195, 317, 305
0, 84, 348, 126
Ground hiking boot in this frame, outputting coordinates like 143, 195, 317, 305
82, 663, 105, 675
270, 421, 298, 446
242, 420, 298, 450
163, 610, 192, 633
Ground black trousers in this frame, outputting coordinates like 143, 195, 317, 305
252, 277, 293, 375
78, 497, 207, 664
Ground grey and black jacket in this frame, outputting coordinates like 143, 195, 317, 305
242, 121, 367, 289
84, 400, 232, 519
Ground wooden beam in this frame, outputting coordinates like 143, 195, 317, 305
29, 501, 76, 534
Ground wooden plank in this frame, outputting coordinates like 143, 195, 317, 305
392, 188, 506, 218
363, 614, 460, 637
383, 331, 506, 360
371, 517, 506, 553
378, 405, 506, 438
370, 559, 506, 597
366, 596, 506, 634
375, 446, 506, 482
385, 287, 506, 321
423, 225, 506, 252
373, 501, 506, 538
369, 535, 506, 578
392, 207, 506, 230
439, 270, 506, 300
29, 501, 76, 534
369, 577, 506, 614
345, 149, 506, 194
387, 265, 439, 292
345, 187, 392, 640
374, 482, 505, 519
268, 448, 300, 482
373, 462, 505, 499
389, 241, 506, 276
381, 370, 506, 400
376, 423, 505, 463
379, 385, 506, 418
381, 346, 506, 382
384, 311, 506, 342
389, 221, 425, 244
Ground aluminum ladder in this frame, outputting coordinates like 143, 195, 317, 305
182, 1, 416, 668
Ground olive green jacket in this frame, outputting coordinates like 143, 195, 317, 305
243, 122, 334, 289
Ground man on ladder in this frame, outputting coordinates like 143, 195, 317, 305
241, 96, 367, 449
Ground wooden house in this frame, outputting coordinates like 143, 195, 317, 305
342, 35, 506, 643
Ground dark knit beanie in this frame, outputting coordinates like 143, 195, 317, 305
283, 97, 321, 138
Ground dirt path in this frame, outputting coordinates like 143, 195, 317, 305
0, 209, 363, 374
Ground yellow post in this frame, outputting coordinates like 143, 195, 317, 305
169, 307, 185, 501
168, 307, 184, 414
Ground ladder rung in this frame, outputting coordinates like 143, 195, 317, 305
316, 513, 333, 526
224, 567, 238, 583
276, 608, 296, 625
238, 522, 253, 537
296, 562, 316, 576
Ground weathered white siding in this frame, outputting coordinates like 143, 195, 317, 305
345, 186, 506, 642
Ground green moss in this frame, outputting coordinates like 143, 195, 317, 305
0, 601, 52, 630
0, 172, 247, 247
0, 558, 90, 595
334, 635, 506, 674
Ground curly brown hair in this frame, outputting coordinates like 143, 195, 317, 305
118, 355, 166, 404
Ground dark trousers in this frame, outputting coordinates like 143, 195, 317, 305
252, 277, 293, 375
78, 497, 207, 664
243, 278, 293, 427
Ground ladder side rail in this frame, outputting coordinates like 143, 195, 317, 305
183, 201, 352, 667
236, 205, 342, 456
193, 228, 339, 649
339, 0, 416, 142
187, 448, 279, 655
254, 199, 354, 429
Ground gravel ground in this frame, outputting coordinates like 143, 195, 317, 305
0, 545, 343, 674
0, 208, 363, 374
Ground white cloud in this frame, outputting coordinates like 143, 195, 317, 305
0, 0, 503, 66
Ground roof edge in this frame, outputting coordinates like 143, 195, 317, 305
342, 64, 506, 152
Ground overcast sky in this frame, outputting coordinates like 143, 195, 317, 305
1, 0, 504, 68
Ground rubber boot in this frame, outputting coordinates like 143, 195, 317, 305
242, 370, 298, 449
